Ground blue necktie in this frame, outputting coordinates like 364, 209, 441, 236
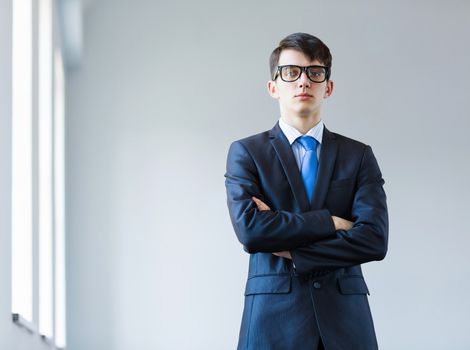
296, 136, 319, 205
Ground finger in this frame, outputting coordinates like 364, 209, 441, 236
272, 251, 291, 259
252, 197, 264, 209
252, 197, 270, 210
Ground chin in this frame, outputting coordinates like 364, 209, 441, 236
298, 109, 313, 118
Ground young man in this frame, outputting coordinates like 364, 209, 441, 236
225, 33, 388, 350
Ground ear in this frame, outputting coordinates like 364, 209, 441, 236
267, 80, 279, 99
323, 79, 334, 98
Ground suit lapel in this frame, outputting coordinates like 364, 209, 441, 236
269, 123, 310, 212
311, 127, 338, 210
269, 122, 338, 211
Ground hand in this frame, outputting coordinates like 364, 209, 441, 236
252, 196, 271, 211
273, 251, 292, 260
331, 216, 354, 231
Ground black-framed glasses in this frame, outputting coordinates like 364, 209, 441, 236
273, 65, 330, 83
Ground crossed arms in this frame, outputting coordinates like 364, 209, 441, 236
225, 140, 389, 274
252, 196, 353, 260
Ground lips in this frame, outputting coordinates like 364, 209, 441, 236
295, 93, 313, 100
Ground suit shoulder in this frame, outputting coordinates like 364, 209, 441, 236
330, 131, 369, 150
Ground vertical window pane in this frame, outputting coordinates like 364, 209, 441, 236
54, 48, 66, 349
11, 0, 33, 323
38, 0, 53, 338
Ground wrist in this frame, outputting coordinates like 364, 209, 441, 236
331, 216, 339, 230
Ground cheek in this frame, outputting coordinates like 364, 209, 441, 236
276, 88, 290, 101
281, 85, 296, 97
313, 87, 327, 99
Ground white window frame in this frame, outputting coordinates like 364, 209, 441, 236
11, 0, 67, 348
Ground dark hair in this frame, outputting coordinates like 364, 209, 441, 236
269, 32, 332, 80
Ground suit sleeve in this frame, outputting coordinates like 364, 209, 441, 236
290, 145, 389, 274
225, 140, 336, 253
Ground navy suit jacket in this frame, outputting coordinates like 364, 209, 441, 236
225, 122, 388, 350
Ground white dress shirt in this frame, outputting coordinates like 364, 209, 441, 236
278, 118, 324, 170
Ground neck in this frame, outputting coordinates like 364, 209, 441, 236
281, 112, 321, 134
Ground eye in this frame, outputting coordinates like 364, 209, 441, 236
288, 70, 296, 77
307, 67, 326, 81
281, 66, 301, 80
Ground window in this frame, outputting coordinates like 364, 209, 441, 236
11, 0, 33, 324
11, 0, 67, 347
54, 48, 67, 349
38, 0, 54, 338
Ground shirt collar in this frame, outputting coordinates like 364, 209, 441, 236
278, 117, 324, 146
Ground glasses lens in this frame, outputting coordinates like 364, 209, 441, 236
280, 66, 301, 82
307, 67, 327, 82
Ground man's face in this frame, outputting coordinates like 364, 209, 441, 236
268, 49, 333, 119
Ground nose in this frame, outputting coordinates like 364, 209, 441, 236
298, 70, 310, 88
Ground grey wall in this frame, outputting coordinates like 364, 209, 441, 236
66, 0, 470, 349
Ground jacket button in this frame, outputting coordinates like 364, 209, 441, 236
313, 282, 321, 289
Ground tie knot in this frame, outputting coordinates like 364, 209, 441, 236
296, 136, 318, 151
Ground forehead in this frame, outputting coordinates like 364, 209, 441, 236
278, 49, 323, 66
